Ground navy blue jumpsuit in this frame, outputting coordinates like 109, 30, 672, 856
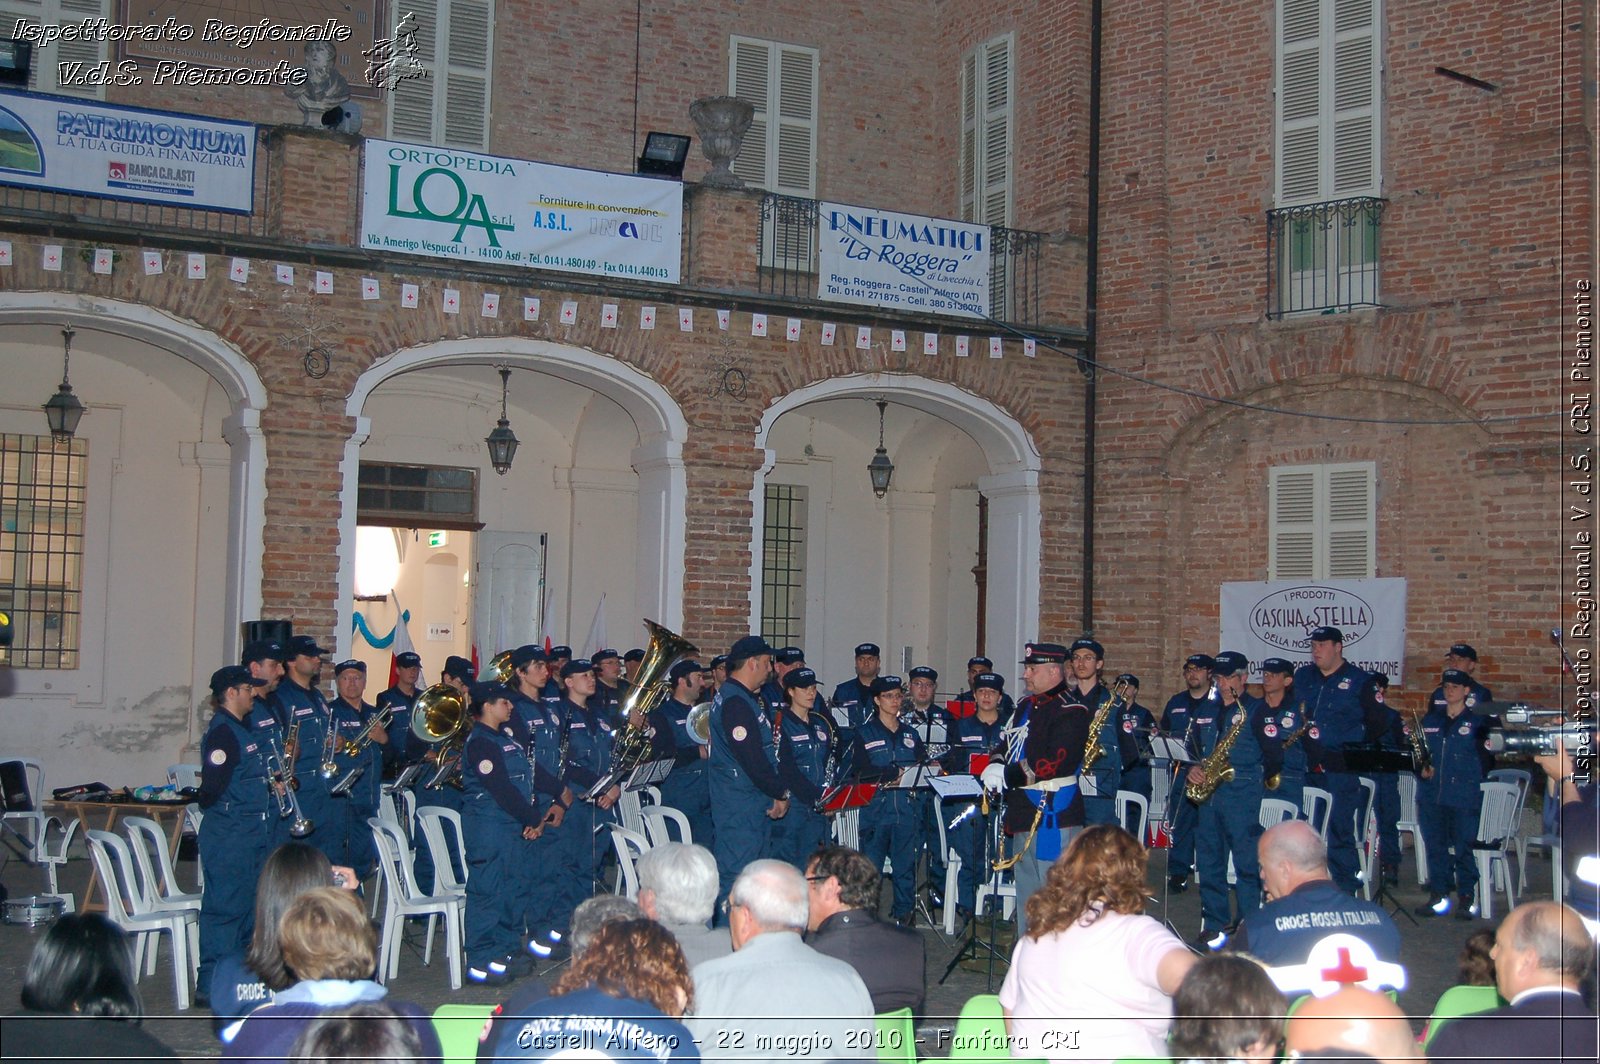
1293, 660, 1371, 892
853, 713, 929, 921
462, 720, 542, 972
707, 678, 785, 912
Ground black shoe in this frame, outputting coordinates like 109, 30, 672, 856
927, 886, 944, 908
1455, 893, 1477, 920
1381, 867, 1401, 888
893, 911, 915, 929
1415, 894, 1452, 918
1189, 929, 1228, 952
1168, 874, 1190, 893
194, 992, 211, 1010
504, 953, 535, 978
467, 964, 510, 987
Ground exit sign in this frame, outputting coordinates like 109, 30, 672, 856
428, 531, 448, 548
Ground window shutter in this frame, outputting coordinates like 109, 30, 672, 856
959, 50, 978, 220
1270, 467, 1318, 579
1276, 0, 1378, 204
728, 37, 816, 195
1330, 0, 1377, 195
385, 0, 492, 149
728, 38, 770, 187
1325, 463, 1375, 578
0, 0, 108, 99
958, 34, 1012, 225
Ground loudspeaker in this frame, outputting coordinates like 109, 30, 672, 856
240, 619, 293, 657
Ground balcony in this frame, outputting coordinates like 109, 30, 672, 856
1266, 196, 1387, 319
0, 125, 1083, 335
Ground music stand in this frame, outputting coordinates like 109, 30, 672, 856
939, 791, 1010, 990
1144, 732, 1196, 941
583, 757, 675, 802
1340, 747, 1418, 925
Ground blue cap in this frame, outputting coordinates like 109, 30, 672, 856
728, 635, 774, 662
285, 634, 326, 659
394, 651, 422, 669
1212, 651, 1248, 677
241, 639, 287, 665
210, 665, 265, 697
709, 655, 728, 670
470, 680, 515, 704
1115, 673, 1139, 689
1021, 642, 1068, 664
909, 666, 938, 683
972, 671, 1004, 692
776, 646, 806, 665
593, 648, 620, 662
871, 675, 904, 695
549, 645, 572, 659
854, 643, 881, 658
442, 655, 475, 680
333, 659, 366, 675
1442, 668, 1472, 686
624, 648, 645, 663
967, 656, 993, 669
1069, 638, 1104, 660
783, 667, 819, 690
510, 645, 548, 668
1447, 643, 1478, 661
1261, 658, 1295, 677
1184, 654, 1216, 671
1309, 626, 1343, 643
561, 658, 595, 679
669, 660, 703, 684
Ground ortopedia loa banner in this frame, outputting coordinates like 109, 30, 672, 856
817, 202, 990, 320
361, 139, 682, 284
1219, 578, 1408, 683
0, 89, 255, 212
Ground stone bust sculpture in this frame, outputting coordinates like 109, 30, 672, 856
285, 40, 352, 126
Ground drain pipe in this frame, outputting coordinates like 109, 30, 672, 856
1080, 0, 1104, 633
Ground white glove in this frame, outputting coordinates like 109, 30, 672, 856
981, 762, 1007, 793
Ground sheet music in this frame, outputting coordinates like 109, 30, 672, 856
928, 773, 983, 799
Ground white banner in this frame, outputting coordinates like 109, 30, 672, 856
0, 89, 255, 212
816, 202, 990, 319
1219, 578, 1408, 683
361, 139, 681, 283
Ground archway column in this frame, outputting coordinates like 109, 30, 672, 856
885, 490, 937, 672
633, 435, 687, 630
976, 468, 1041, 662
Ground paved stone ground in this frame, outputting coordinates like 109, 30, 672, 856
0, 836, 1557, 1062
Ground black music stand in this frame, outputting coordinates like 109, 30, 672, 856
1144, 732, 1197, 941
1341, 746, 1418, 925
939, 793, 1011, 990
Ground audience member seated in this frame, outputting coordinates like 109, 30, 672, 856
212, 842, 358, 1033
1232, 820, 1402, 985
1425, 900, 1598, 1064
479, 917, 700, 1061
689, 859, 874, 1060
1284, 986, 1416, 1064
1168, 954, 1286, 1064
1, 913, 176, 1063
1458, 927, 1497, 987
637, 842, 733, 969
222, 887, 440, 1061
286, 1001, 428, 1062
804, 844, 926, 1014
482, 894, 643, 1049
998, 824, 1196, 1063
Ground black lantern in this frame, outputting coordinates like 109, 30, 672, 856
43, 325, 84, 442
485, 366, 519, 475
867, 399, 894, 498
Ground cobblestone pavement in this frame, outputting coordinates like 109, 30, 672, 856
1, 837, 1554, 1061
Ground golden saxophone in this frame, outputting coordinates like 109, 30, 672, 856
1080, 679, 1131, 771
1186, 699, 1249, 803
1264, 711, 1309, 791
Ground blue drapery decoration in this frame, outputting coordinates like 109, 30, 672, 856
352, 609, 411, 649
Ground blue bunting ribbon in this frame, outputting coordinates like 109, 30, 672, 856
352, 609, 411, 649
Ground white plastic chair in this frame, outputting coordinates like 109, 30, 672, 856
122, 817, 203, 914
1473, 781, 1521, 921
166, 763, 201, 791
832, 807, 861, 850
84, 829, 196, 1010
935, 795, 966, 935
1302, 786, 1333, 842
1356, 777, 1379, 900
1149, 763, 1171, 824
367, 817, 464, 990
414, 805, 468, 895
609, 825, 651, 899
640, 804, 693, 847
183, 804, 205, 892
617, 788, 648, 836
1260, 798, 1299, 828
1396, 772, 1428, 886
1115, 790, 1149, 846
1, 756, 81, 908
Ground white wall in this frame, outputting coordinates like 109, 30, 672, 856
0, 328, 232, 785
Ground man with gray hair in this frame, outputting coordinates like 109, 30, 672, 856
1426, 900, 1597, 1063
688, 859, 875, 1059
637, 842, 732, 968
568, 894, 642, 958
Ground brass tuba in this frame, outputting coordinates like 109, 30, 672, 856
410, 682, 468, 745
485, 650, 515, 684
610, 620, 698, 776
686, 701, 713, 745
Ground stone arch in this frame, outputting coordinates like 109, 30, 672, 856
340, 338, 690, 649
754, 371, 1042, 666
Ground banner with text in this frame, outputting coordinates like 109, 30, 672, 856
361, 139, 682, 283
0, 89, 255, 212
816, 202, 990, 319
1219, 578, 1408, 683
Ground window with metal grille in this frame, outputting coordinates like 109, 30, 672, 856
1268, 462, 1376, 579
761, 484, 807, 647
357, 461, 480, 530
0, 434, 86, 669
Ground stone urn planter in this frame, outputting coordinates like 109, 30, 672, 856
689, 95, 756, 189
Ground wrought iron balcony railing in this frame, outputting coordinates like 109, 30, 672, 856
1266, 196, 1387, 319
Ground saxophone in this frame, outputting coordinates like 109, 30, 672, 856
1080, 679, 1131, 771
1264, 710, 1309, 791
1186, 699, 1249, 803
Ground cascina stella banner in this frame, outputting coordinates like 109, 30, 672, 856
1219, 578, 1408, 682
360, 139, 682, 284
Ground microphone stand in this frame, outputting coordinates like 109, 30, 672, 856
939, 791, 1010, 990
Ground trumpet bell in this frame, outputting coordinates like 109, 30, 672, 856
687, 701, 713, 745
410, 682, 467, 744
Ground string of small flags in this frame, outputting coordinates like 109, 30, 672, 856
0, 240, 1038, 360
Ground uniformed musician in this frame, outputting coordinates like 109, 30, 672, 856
543, 646, 572, 700
760, 646, 805, 716
656, 659, 714, 850
852, 675, 928, 926
830, 643, 882, 733
329, 659, 385, 878
196, 664, 276, 997
553, 658, 617, 939
1187, 651, 1283, 950
1067, 638, 1137, 827
593, 648, 626, 726
507, 644, 571, 959
274, 635, 343, 861
1428, 643, 1494, 713
1292, 626, 1371, 894
1259, 658, 1307, 809
1359, 672, 1404, 888
769, 667, 835, 870
241, 638, 287, 719
706, 636, 786, 915
948, 670, 1011, 918
1160, 653, 1215, 892
957, 656, 1015, 719
375, 649, 424, 770
1414, 668, 1497, 919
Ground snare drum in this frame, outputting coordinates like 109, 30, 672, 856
2, 895, 66, 927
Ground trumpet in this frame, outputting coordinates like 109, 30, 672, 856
339, 705, 394, 758
266, 733, 314, 837
318, 703, 340, 780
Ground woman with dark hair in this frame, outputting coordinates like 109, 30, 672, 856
1, 913, 176, 1062
998, 824, 1196, 1063
211, 841, 358, 1033
1168, 954, 1285, 1064
222, 888, 438, 1061
287, 1001, 426, 1063
479, 917, 700, 1061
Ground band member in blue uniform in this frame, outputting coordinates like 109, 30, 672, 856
904, 665, 953, 897
1113, 673, 1156, 805
593, 648, 625, 726
1292, 626, 1371, 893
553, 659, 618, 933
274, 634, 345, 861
768, 667, 835, 870
656, 659, 714, 850
1359, 672, 1404, 888
328, 659, 385, 878
1259, 658, 1307, 810
1066, 639, 1135, 827
830, 642, 882, 733
852, 676, 929, 925
707, 636, 786, 915
1161, 654, 1214, 891
241, 638, 287, 721
1188, 652, 1283, 950
462, 680, 550, 986
947, 670, 1011, 917
1428, 643, 1494, 713
760, 646, 805, 716
505, 644, 570, 959
957, 656, 1015, 718
402, 655, 472, 893
979, 642, 1089, 938
197, 665, 278, 996
542, 646, 571, 700
1414, 669, 1498, 919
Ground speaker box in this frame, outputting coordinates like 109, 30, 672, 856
240, 619, 293, 657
